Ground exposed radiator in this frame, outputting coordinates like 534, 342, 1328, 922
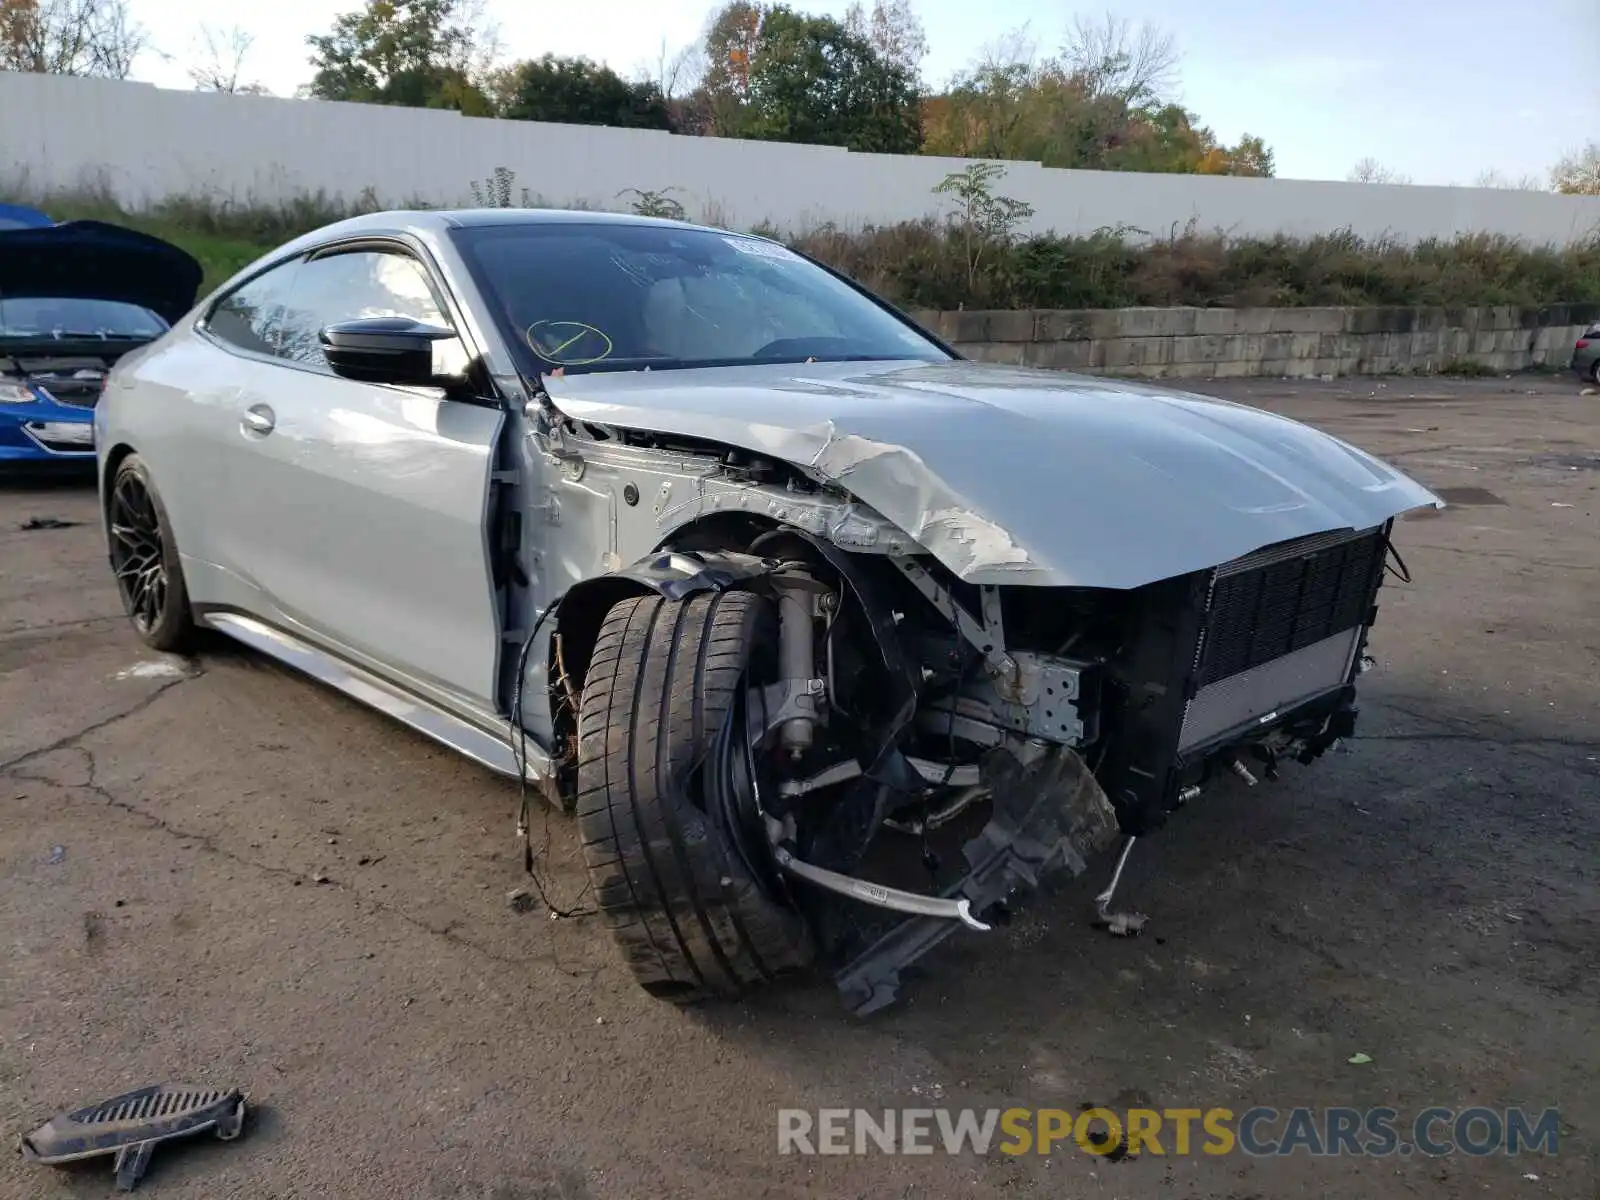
1179, 627, 1362, 751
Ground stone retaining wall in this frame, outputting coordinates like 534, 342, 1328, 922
909, 304, 1599, 379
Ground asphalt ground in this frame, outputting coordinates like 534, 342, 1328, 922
1, 373, 1595, 1199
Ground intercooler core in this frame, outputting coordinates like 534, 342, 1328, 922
1179, 525, 1385, 753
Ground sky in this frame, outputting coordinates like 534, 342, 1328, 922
124, 0, 1600, 186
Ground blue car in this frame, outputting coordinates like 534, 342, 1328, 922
1, 218, 201, 467
0, 203, 55, 230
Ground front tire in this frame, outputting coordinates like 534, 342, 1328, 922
576, 590, 812, 1002
108, 454, 196, 653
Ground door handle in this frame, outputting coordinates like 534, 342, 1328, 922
241, 404, 276, 436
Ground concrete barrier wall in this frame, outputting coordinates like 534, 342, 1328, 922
910, 305, 1600, 379
4, 72, 1600, 245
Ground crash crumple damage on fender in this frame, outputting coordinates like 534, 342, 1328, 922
543, 359, 1442, 589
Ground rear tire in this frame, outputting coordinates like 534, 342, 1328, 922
576, 590, 812, 1002
108, 454, 196, 653
1590, 358, 1600, 385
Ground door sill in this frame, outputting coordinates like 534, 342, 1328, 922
200, 610, 551, 783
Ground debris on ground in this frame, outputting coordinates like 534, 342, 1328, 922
507, 887, 538, 914
114, 660, 187, 681
20, 1083, 246, 1192
18, 516, 83, 531
1093, 910, 1149, 937
1347, 1052, 1373, 1065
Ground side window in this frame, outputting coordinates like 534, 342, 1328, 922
205, 259, 300, 357
276, 249, 449, 369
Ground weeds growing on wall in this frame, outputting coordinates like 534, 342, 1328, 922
6, 174, 1599, 308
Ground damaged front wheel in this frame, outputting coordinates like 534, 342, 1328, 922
576, 590, 813, 1001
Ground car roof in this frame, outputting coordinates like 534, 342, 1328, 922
299, 207, 737, 241
207, 208, 783, 311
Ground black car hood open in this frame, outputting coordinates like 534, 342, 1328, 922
0, 220, 203, 325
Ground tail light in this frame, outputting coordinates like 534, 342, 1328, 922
1578, 340, 1591, 349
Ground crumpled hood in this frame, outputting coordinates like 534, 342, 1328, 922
545, 359, 1441, 589
0, 220, 202, 325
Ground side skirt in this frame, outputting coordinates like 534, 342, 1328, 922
199, 610, 552, 783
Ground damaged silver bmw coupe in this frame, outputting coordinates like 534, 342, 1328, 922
98, 210, 1440, 1013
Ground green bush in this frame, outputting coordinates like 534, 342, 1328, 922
7, 180, 1598, 308
792, 222, 1600, 310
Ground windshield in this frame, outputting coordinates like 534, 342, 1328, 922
452, 222, 949, 376
0, 296, 167, 340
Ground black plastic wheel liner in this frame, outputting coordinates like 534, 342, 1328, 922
833, 743, 1121, 1016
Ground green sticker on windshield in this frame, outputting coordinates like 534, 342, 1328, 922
526, 320, 614, 366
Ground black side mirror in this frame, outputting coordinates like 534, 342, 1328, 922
319, 317, 468, 387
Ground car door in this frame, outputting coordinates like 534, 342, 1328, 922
214, 242, 505, 716
168, 253, 300, 597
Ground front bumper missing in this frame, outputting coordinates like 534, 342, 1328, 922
833, 742, 1120, 1016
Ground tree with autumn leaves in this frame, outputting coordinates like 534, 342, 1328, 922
692, 1, 923, 152
297, 0, 1268, 174
922, 17, 1273, 176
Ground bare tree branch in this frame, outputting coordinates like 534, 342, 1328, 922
0, 0, 145, 77
844, 0, 928, 77
1472, 167, 1546, 191
188, 22, 269, 94
1347, 157, 1412, 185
1061, 11, 1178, 105
456, 0, 502, 82
1550, 142, 1600, 195
641, 35, 705, 100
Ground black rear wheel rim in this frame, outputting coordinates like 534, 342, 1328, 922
110, 471, 167, 635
